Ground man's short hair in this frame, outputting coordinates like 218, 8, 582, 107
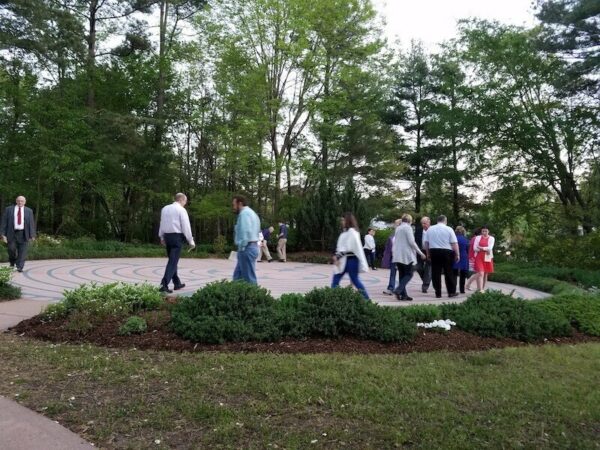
233, 195, 247, 206
420, 216, 430, 224
175, 193, 187, 202
437, 215, 447, 223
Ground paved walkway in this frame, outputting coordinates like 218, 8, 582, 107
8, 257, 549, 305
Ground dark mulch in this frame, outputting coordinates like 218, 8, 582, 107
9, 312, 600, 355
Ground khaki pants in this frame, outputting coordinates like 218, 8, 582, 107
277, 238, 287, 261
258, 244, 272, 261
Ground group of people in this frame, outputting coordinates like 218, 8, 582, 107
257, 221, 289, 263
332, 213, 495, 301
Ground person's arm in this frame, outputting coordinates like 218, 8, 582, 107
408, 228, 425, 259
237, 210, 253, 250
452, 242, 460, 262
28, 208, 36, 240
180, 209, 195, 247
422, 232, 430, 259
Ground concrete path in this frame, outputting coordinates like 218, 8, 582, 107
8, 257, 549, 306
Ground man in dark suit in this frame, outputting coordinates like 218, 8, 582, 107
1, 196, 36, 272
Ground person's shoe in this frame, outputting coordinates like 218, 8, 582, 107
460, 290, 466, 294
448, 293, 459, 298
382, 289, 393, 296
17, 268, 23, 273
9, 263, 14, 268
435, 294, 442, 299
257, 260, 263, 263
421, 288, 428, 293
401, 296, 414, 301
372, 268, 378, 271
159, 285, 173, 294
174, 284, 186, 291
394, 291, 403, 301
268, 259, 272, 263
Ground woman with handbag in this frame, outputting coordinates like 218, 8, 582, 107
468, 226, 495, 292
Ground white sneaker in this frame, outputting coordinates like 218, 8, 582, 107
382, 289, 393, 296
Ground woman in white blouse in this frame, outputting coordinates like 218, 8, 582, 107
331, 212, 370, 300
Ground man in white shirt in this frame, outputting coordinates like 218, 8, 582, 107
422, 215, 460, 299
0, 196, 36, 272
158, 193, 195, 293
363, 228, 377, 270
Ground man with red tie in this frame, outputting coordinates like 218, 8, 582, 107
1, 196, 36, 272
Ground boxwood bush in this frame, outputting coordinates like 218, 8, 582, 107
441, 291, 572, 342
533, 294, 600, 336
119, 316, 148, 336
170, 281, 282, 344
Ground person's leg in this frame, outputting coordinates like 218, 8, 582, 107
7, 239, 17, 267
466, 272, 477, 290
162, 235, 182, 288
482, 273, 489, 290
331, 260, 348, 288
459, 269, 467, 293
263, 245, 273, 261
15, 237, 28, 271
430, 250, 443, 297
347, 257, 370, 300
386, 262, 397, 291
281, 238, 287, 261
243, 244, 259, 285
443, 251, 457, 296
277, 239, 283, 260
476, 271, 483, 291
233, 259, 242, 281
453, 268, 460, 292
422, 260, 432, 292
395, 263, 414, 299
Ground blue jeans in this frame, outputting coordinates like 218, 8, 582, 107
394, 262, 414, 298
161, 233, 185, 288
387, 262, 397, 291
233, 243, 259, 285
331, 256, 370, 300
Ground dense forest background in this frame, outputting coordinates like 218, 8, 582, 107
0, 0, 598, 257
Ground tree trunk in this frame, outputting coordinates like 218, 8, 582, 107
87, 0, 97, 109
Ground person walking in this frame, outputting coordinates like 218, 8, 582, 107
392, 214, 426, 301
363, 228, 377, 270
158, 193, 195, 293
465, 228, 481, 291
232, 196, 261, 284
470, 225, 495, 291
257, 226, 274, 262
0, 196, 36, 272
331, 212, 370, 300
277, 220, 288, 262
452, 226, 470, 294
414, 216, 432, 293
423, 215, 460, 298
382, 219, 401, 295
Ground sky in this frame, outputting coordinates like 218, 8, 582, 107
372, 0, 538, 50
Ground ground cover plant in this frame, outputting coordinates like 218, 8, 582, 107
0, 265, 21, 300
533, 293, 600, 336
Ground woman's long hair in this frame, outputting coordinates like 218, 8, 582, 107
342, 212, 359, 231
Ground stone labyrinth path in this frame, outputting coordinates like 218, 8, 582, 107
10, 258, 549, 306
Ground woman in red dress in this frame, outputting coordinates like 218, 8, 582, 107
472, 226, 495, 291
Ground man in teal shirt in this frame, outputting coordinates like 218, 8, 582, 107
232, 195, 261, 284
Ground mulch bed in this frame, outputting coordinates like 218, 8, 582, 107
9, 313, 600, 355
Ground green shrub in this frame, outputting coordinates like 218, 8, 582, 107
0, 283, 21, 300
0, 266, 13, 285
170, 281, 281, 344
278, 287, 416, 342
212, 235, 227, 254
287, 252, 331, 265
119, 316, 148, 335
65, 311, 95, 334
533, 294, 600, 336
441, 290, 572, 342
397, 305, 442, 323
41, 282, 163, 321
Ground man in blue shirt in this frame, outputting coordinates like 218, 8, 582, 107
232, 195, 261, 284
277, 220, 288, 262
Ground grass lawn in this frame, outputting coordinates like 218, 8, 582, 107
0, 334, 598, 449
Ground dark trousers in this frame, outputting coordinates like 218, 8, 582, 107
7, 230, 28, 270
364, 249, 376, 269
415, 258, 432, 291
430, 249, 456, 296
453, 269, 468, 294
394, 262, 414, 298
161, 233, 185, 288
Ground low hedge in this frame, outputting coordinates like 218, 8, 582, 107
489, 271, 586, 295
440, 291, 572, 342
533, 293, 600, 336
172, 283, 417, 344
0, 283, 22, 301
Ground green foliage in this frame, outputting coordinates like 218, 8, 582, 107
119, 316, 148, 336
278, 287, 416, 342
41, 283, 163, 321
212, 235, 227, 254
441, 291, 572, 342
0, 283, 22, 301
397, 305, 442, 323
170, 281, 281, 344
534, 294, 600, 336
0, 266, 13, 285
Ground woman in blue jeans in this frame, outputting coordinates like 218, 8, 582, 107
331, 213, 370, 300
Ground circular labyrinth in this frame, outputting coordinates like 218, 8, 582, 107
9, 258, 549, 305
